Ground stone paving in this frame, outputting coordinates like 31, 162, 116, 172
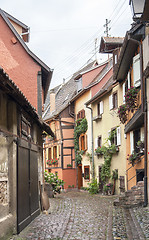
9, 191, 149, 240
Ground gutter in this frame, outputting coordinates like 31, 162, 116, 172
85, 105, 94, 178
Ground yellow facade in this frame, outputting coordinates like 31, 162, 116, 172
91, 83, 126, 194
75, 90, 93, 188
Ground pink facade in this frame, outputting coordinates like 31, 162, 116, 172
0, 16, 41, 110
82, 64, 106, 88
91, 68, 113, 97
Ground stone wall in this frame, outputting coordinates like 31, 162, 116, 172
0, 179, 8, 204
114, 181, 144, 208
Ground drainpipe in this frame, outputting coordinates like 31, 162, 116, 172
130, 37, 148, 206
144, 76, 148, 207
140, 40, 148, 207
85, 105, 94, 178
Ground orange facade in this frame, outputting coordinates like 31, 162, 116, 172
44, 115, 77, 189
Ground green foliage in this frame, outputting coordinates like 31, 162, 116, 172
74, 118, 88, 165
88, 179, 100, 194
111, 169, 118, 180
118, 87, 139, 124
95, 131, 119, 183
103, 182, 113, 194
44, 171, 64, 194
86, 152, 92, 163
80, 186, 89, 191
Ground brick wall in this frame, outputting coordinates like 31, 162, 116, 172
0, 15, 41, 110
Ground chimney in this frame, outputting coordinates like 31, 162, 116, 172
50, 90, 55, 112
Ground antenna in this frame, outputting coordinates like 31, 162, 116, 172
104, 19, 111, 37
94, 38, 97, 61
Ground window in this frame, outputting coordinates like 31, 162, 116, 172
21, 115, 32, 140
109, 127, 121, 146
76, 77, 82, 92
98, 136, 102, 147
84, 166, 90, 180
48, 148, 51, 159
95, 136, 102, 149
130, 129, 140, 153
123, 72, 131, 103
79, 134, 87, 151
109, 92, 118, 110
97, 101, 103, 115
53, 146, 57, 159
77, 109, 85, 119
134, 129, 140, 153
115, 54, 118, 65
113, 92, 118, 109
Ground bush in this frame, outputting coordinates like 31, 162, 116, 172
88, 179, 100, 194
44, 171, 64, 194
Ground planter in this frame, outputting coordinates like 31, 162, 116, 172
44, 183, 54, 198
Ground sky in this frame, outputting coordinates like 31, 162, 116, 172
1, 0, 133, 89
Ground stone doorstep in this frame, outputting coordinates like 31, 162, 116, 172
137, 181, 144, 187
125, 190, 133, 197
0, 204, 9, 218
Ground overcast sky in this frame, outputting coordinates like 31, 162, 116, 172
1, 0, 133, 89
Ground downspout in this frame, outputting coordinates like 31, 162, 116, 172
144, 73, 148, 207
140, 40, 148, 207
57, 117, 64, 169
86, 105, 94, 178
130, 37, 148, 206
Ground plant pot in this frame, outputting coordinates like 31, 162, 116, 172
44, 183, 54, 198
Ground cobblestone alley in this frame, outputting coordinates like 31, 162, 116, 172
10, 191, 149, 240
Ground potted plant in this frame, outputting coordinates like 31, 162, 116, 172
108, 144, 117, 154
47, 158, 58, 166
117, 104, 128, 124
125, 86, 139, 113
67, 164, 72, 168
44, 171, 64, 197
111, 169, 118, 195
127, 151, 138, 166
137, 140, 144, 153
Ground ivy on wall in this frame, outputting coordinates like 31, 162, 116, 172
74, 118, 88, 165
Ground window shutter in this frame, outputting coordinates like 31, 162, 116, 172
140, 127, 144, 142
123, 83, 125, 103
85, 134, 88, 150
82, 109, 85, 118
51, 147, 53, 159
46, 148, 49, 160
79, 136, 81, 151
95, 137, 98, 149
100, 101, 104, 114
117, 127, 121, 146
133, 53, 141, 87
109, 95, 113, 110
108, 130, 111, 146
57, 145, 59, 159
130, 131, 134, 153
128, 72, 131, 89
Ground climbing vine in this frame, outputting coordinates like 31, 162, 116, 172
95, 130, 118, 183
74, 118, 88, 165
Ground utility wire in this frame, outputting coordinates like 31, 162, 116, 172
52, 0, 131, 84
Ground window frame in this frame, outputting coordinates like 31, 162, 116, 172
84, 165, 90, 180
79, 133, 87, 151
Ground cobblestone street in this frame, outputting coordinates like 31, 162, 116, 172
10, 191, 149, 240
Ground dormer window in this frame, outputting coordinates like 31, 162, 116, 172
97, 101, 104, 115
76, 77, 82, 92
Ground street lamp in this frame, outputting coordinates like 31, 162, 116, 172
129, 0, 145, 21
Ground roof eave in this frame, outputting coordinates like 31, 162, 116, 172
113, 34, 139, 82
0, 9, 52, 73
